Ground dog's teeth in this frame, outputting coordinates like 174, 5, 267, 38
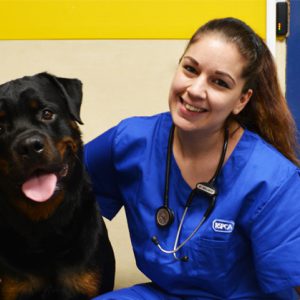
59, 164, 69, 177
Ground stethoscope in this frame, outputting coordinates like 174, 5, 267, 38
151, 124, 229, 262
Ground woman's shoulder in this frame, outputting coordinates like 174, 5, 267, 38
117, 111, 171, 128
242, 129, 299, 176
115, 112, 172, 141
231, 130, 300, 228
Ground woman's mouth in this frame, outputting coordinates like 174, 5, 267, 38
181, 99, 207, 113
185, 103, 202, 113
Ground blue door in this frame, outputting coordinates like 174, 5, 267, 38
287, 0, 300, 139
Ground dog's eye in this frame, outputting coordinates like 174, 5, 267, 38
41, 109, 55, 121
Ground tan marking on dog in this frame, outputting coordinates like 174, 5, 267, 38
14, 192, 65, 221
1, 275, 43, 300
56, 136, 78, 158
60, 269, 101, 298
28, 99, 39, 109
69, 120, 79, 130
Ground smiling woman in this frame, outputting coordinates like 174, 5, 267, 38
169, 35, 253, 141
85, 17, 300, 300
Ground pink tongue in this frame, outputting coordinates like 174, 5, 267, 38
22, 173, 57, 202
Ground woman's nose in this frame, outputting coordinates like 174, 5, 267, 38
186, 76, 207, 99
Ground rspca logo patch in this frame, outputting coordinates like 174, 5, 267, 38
212, 219, 235, 233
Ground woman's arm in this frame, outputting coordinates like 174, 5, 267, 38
296, 287, 300, 294
84, 126, 123, 220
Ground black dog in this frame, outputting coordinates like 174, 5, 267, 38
0, 73, 115, 300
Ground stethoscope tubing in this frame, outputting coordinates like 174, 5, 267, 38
152, 124, 229, 260
173, 204, 209, 260
163, 124, 175, 206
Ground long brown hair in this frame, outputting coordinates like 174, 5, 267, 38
184, 18, 299, 165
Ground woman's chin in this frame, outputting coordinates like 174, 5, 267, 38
171, 114, 202, 132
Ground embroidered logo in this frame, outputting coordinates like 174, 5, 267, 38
212, 219, 235, 233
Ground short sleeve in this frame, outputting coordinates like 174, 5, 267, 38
84, 126, 123, 220
250, 170, 300, 293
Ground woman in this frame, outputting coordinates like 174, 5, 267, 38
85, 18, 300, 299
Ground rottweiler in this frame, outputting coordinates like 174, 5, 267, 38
0, 73, 115, 300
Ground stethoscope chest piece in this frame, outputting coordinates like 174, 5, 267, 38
156, 206, 174, 227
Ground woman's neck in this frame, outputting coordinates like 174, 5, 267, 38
173, 127, 225, 159
172, 122, 243, 187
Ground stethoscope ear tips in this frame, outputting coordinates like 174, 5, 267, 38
152, 235, 189, 262
181, 256, 189, 262
151, 236, 159, 245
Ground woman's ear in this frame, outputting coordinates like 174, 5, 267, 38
232, 89, 253, 115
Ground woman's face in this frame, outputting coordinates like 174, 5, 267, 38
168, 33, 252, 134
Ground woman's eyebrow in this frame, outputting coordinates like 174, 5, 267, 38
182, 56, 199, 65
215, 71, 236, 85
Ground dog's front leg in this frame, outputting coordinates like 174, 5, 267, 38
59, 268, 102, 299
0, 275, 44, 300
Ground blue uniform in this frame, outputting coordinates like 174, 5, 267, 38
84, 112, 300, 299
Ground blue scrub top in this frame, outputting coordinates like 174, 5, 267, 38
84, 112, 300, 299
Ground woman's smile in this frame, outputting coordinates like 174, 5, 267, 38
179, 98, 208, 118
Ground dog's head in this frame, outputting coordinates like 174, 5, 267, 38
0, 72, 84, 220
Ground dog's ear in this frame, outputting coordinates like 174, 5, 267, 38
36, 72, 83, 124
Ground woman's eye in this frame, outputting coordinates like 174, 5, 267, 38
41, 109, 55, 121
214, 79, 229, 89
183, 65, 197, 74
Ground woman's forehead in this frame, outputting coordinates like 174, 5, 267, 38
184, 35, 247, 79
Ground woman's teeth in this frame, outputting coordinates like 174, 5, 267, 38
185, 103, 202, 113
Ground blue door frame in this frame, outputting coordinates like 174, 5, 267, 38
287, 0, 300, 137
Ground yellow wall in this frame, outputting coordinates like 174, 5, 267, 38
0, 0, 266, 39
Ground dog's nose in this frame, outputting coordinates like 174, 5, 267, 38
16, 136, 45, 158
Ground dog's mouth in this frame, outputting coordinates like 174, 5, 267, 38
21, 164, 69, 203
